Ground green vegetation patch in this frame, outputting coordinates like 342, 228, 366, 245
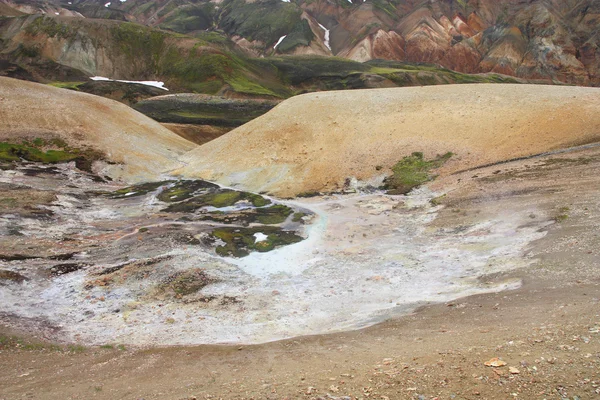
212, 226, 303, 257
158, 4, 216, 34
107, 181, 174, 199
0, 335, 63, 352
220, 0, 302, 45
0, 139, 103, 171
554, 206, 570, 223
255, 204, 293, 224
24, 16, 76, 39
157, 180, 219, 203
134, 95, 277, 126
384, 152, 453, 195
276, 19, 314, 53
162, 189, 271, 212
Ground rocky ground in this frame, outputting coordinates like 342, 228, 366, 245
1, 141, 599, 399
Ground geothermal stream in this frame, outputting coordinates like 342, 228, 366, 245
0, 165, 550, 346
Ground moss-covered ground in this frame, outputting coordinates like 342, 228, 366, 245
212, 226, 303, 257
0, 139, 103, 172
384, 152, 453, 195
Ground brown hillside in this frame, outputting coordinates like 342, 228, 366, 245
0, 77, 196, 181
176, 84, 600, 197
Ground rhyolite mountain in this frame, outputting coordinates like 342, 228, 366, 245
2, 0, 599, 86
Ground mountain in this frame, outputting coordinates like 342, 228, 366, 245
2, 0, 597, 86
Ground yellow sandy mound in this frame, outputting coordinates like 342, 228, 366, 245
176, 84, 600, 197
0, 77, 196, 182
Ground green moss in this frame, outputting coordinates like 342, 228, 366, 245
24, 16, 76, 39
108, 181, 174, 199
0, 335, 61, 352
292, 212, 307, 222
276, 19, 314, 53
248, 193, 271, 207
0, 140, 102, 170
203, 190, 242, 208
220, 0, 302, 45
212, 226, 303, 257
158, 4, 216, 34
157, 180, 219, 203
554, 206, 570, 223
384, 152, 453, 195
255, 205, 293, 224
162, 188, 271, 212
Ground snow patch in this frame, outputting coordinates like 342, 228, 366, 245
253, 233, 269, 243
318, 23, 331, 51
89, 76, 168, 91
104, 2, 111, 7
274, 35, 287, 49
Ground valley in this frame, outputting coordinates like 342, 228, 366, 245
0, 1, 600, 399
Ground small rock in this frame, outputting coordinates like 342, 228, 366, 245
484, 357, 507, 367
509, 367, 520, 374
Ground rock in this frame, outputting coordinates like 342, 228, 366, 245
509, 367, 520, 374
484, 358, 507, 367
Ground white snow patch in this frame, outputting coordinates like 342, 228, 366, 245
90, 76, 168, 91
281, 0, 290, 2
274, 35, 287, 49
55, 12, 59, 15
253, 233, 269, 243
104, 2, 111, 7
318, 22, 331, 51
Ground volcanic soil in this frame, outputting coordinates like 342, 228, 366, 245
1, 144, 599, 400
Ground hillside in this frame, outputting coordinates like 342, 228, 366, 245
0, 76, 196, 181
3, 0, 598, 86
176, 84, 600, 197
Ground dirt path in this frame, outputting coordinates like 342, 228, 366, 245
2, 147, 600, 400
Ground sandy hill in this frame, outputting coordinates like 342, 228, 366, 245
0, 77, 196, 181
176, 84, 600, 197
